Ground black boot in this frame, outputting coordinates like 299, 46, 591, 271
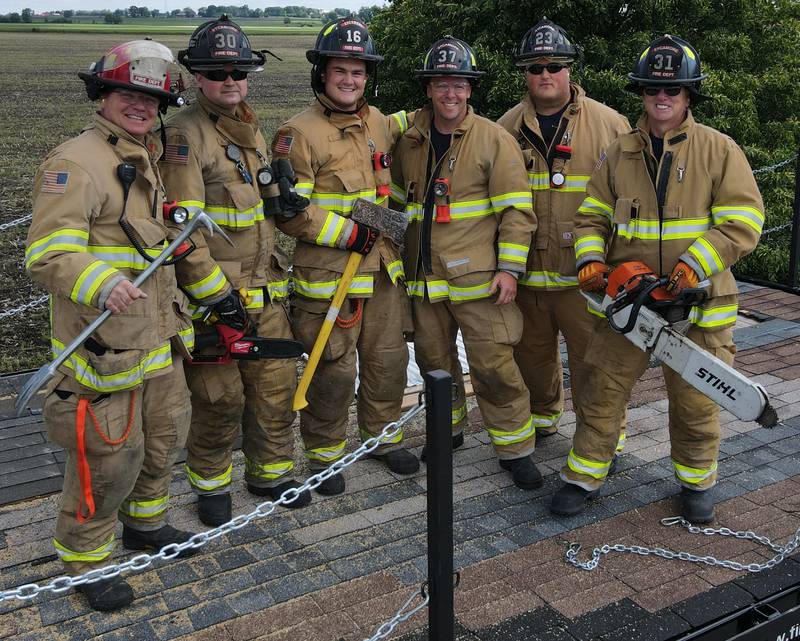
608, 454, 619, 476
77, 576, 134, 611
499, 456, 543, 490
420, 432, 464, 462
122, 524, 198, 558
315, 470, 345, 496
197, 493, 231, 527
368, 447, 420, 474
681, 487, 715, 524
248, 479, 311, 509
550, 483, 599, 516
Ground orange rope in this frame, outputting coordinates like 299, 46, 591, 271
336, 298, 363, 329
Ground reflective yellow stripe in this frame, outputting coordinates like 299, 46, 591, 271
391, 110, 409, 133
311, 188, 378, 213
491, 191, 533, 211
306, 441, 346, 463
295, 182, 314, 197
360, 427, 403, 444
293, 275, 374, 299
316, 211, 348, 247
528, 174, 590, 193
567, 449, 611, 479
70, 260, 119, 305
673, 459, 717, 484
385, 259, 405, 285
51, 338, 171, 391
201, 200, 265, 229
183, 265, 228, 300
532, 410, 562, 428
578, 196, 613, 220
487, 415, 535, 446
574, 235, 606, 261
498, 242, 529, 266
390, 181, 406, 205
185, 463, 232, 491
54, 534, 115, 563
688, 303, 738, 329
406, 279, 494, 302
711, 205, 764, 234
528, 172, 549, 191
25, 228, 89, 268
616, 431, 626, 454
267, 279, 289, 301
244, 287, 265, 310
519, 271, 578, 288
245, 457, 294, 480
119, 496, 168, 519
687, 236, 724, 278
178, 325, 195, 352
452, 403, 467, 425
615, 216, 711, 241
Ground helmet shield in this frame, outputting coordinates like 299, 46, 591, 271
514, 18, 577, 65
626, 35, 710, 102
416, 36, 485, 80
78, 40, 183, 109
306, 18, 383, 64
178, 15, 266, 72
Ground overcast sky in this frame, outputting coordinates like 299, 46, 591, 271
1, 1, 384, 13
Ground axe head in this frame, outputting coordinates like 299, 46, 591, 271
351, 198, 409, 250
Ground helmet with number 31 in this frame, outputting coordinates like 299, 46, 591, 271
625, 34, 710, 102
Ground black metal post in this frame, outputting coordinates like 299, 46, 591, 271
787, 148, 800, 290
425, 369, 454, 641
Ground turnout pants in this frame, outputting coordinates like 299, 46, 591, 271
44, 359, 190, 575
412, 295, 535, 460
291, 269, 409, 470
562, 323, 735, 491
185, 301, 298, 493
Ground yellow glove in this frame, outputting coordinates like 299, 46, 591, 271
578, 261, 610, 292
666, 261, 699, 295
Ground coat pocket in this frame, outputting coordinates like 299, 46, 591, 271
556, 220, 578, 277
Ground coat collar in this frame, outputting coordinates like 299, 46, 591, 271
407, 104, 476, 144
195, 90, 260, 147
313, 93, 371, 129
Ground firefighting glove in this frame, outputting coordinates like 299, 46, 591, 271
212, 290, 249, 332
578, 261, 610, 292
666, 261, 700, 295
263, 158, 309, 217
345, 221, 379, 255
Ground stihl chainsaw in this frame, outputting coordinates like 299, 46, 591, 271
584, 261, 778, 428
189, 323, 305, 365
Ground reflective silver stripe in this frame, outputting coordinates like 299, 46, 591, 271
688, 304, 738, 328
185, 463, 232, 491
310, 189, 377, 213
204, 201, 265, 229
711, 206, 765, 233
528, 172, 549, 190
71, 260, 118, 305
316, 212, 347, 247
25, 229, 89, 268
616, 217, 711, 240
292, 275, 374, 299
306, 441, 346, 462
567, 449, 610, 479
578, 197, 613, 220
687, 237, 724, 277
244, 457, 294, 479
519, 271, 578, 288
487, 416, 535, 445
183, 265, 228, 299
119, 496, 168, 519
490, 192, 533, 211
673, 459, 717, 484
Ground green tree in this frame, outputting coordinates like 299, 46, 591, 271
371, 0, 800, 285
21, 7, 33, 22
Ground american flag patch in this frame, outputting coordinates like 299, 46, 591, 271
273, 134, 293, 155
164, 144, 190, 164
41, 171, 69, 194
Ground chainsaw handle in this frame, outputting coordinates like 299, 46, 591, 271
607, 277, 669, 334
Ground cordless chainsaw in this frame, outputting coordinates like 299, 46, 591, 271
189, 323, 304, 365
584, 261, 778, 427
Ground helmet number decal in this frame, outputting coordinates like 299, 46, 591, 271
438, 49, 457, 63
214, 32, 238, 50
345, 29, 362, 43
534, 30, 555, 45
652, 53, 675, 71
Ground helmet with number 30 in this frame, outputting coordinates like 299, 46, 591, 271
514, 18, 577, 66
178, 14, 266, 72
625, 34, 710, 102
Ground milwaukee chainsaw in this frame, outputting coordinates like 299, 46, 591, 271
584, 261, 778, 428
189, 323, 304, 365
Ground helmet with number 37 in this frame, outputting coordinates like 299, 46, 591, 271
416, 36, 485, 82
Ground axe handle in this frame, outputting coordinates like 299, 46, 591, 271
293, 251, 363, 411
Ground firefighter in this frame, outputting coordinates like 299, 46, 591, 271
25, 40, 196, 611
270, 17, 418, 495
390, 37, 542, 489
160, 16, 311, 527
497, 19, 630, 447
551, 35, 764, 522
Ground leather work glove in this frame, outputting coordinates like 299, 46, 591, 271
211, 290, 249, 332
263, 158, 310, 217
578, 261, 610, 292
666, 261, 700, 295
345, 221, 379, 255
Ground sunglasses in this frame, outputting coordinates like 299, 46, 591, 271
526, 63, 570, 75
200, 69, 248, 82
643, 86, 682, 96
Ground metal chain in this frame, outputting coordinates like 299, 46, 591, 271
753, 154, 798, 175
0, 294, 48, 320
0, 402, 426, 604
566, 516, 800, 573
761, 221, 793, 236
362, 587, 430, 641
0, 214, 32, 232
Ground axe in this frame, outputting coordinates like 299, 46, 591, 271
293, 198, 409, 411
15, 211, 232, 416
